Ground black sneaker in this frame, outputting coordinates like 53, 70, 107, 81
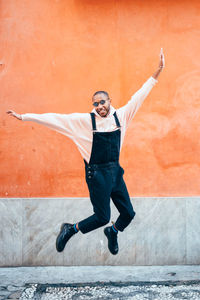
104, 226, 119, 255
56, 223, 75, 252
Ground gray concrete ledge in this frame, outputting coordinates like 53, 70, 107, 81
1, 266, 200, 285
0, 197, 200, 266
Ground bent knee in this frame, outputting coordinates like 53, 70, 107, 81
128, 210, 136, 221
96, 215, 110, 227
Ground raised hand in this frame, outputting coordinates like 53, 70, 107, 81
159, 48, 165, 69
152, 48, 165, 80
6, 110, 22, 120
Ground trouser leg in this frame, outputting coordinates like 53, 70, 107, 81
78, 168, 112, 234
111, 172, 135, 232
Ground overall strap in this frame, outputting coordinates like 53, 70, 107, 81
90, 113, 97, 131
113, 111, 121, 128
90, 111, 121, 131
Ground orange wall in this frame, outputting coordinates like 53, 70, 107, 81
1, 0, 200, 197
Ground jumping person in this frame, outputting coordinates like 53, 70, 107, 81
7, 49, 165, 255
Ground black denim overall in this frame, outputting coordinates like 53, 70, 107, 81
78, 112, 135, 234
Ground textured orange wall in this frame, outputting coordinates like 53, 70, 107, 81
1, 0, 200, 197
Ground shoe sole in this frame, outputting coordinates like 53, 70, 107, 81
104, 228, 109, 238
56, 223, 65, 252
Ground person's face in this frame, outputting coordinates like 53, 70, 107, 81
92, 93, 111, 117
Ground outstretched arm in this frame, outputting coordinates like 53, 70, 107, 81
6, 110, 90, 139
118, 48, 165, 127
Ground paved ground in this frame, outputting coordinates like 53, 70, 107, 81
20, 282, 200, 300
0, 266, 200, 299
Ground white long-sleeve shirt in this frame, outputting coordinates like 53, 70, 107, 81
22, 76, 157, 163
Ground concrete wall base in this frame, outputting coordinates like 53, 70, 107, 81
0, 197, 199, 266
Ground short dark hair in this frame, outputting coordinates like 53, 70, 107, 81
92, 91, 110, 99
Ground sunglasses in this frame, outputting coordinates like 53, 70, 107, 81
93, 99, 109, 107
